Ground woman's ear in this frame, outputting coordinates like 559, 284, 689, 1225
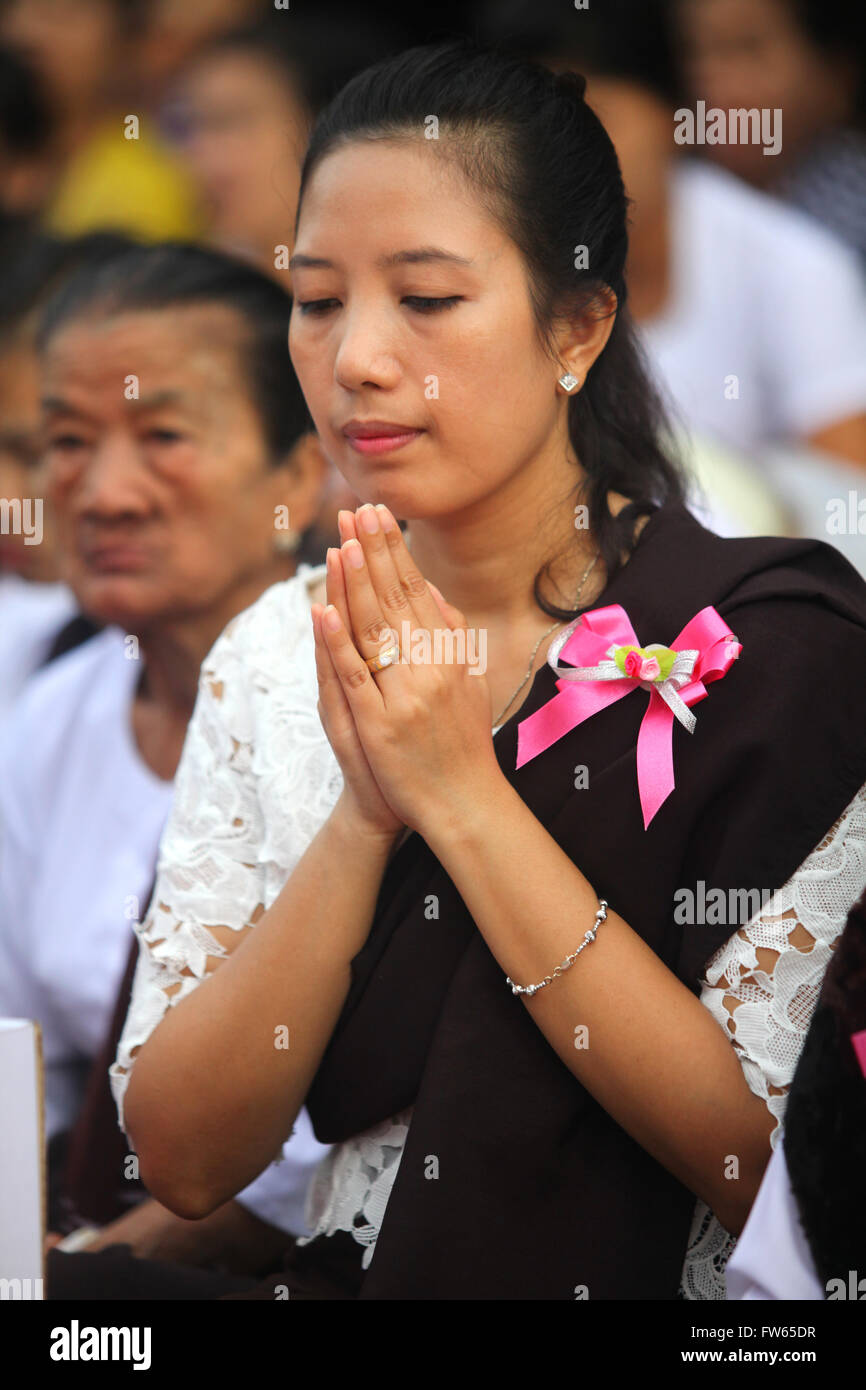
269, 432, 330, 536
554, 287, 617, 392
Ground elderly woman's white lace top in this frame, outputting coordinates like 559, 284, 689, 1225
110, 565, 866, 1296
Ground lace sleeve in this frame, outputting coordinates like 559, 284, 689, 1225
697, 779, 866, 1141
109, 606, 270, 1133
680, 779, 866, 1299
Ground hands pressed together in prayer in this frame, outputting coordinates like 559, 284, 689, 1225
310, 511, 775, 1239
311, 503, 503, 842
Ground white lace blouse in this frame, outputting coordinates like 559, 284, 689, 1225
110, 564, 866, 1299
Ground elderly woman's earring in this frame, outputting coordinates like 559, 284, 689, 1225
558, 372, 580, 393
274, 528, 301, 554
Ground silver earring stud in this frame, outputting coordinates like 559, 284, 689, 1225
558, 372, 580, 392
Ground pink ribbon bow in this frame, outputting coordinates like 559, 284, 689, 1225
852, 1030, 866, 1080
516, 603, 742, 829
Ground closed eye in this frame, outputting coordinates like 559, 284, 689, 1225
48, 434, 86, 452
145, 429, 185, 444
296, 296, 463, 316
297, 299, 341, 316
402, 296, 462, 313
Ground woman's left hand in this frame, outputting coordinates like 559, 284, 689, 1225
317, 503, 503, 834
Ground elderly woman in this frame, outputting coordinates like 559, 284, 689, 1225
0, 242, 331, 1289
113, 44, 866, 1299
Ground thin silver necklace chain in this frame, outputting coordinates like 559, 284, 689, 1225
491, 547, 602, 729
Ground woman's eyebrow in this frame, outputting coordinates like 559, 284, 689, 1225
289, 247, 474, 272
379, 248, 474, 268
125, 390, 190, 413
40, 395, 99, 421
41, 389, 189, 416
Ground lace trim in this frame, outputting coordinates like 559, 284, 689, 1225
296, 1110, 413, 1269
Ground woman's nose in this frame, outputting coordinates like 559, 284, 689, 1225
73, 437, 151, 518
333, 306, 402, 393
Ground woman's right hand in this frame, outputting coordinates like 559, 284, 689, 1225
312, 518, 404, 845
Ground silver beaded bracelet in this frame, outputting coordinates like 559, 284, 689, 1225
506, 898, 609, 997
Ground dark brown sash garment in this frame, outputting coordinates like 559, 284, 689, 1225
300, 500, 866, 1299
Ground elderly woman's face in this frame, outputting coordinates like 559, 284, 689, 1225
288, 139, 566, 521
40, 304, 286, 628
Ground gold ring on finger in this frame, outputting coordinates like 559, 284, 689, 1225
365, 644, 400, 674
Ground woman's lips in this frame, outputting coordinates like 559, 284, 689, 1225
343, 427, 424, 456
83, 546, 151, 572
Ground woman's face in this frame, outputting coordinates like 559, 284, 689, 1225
40, 304, 302, 628
674, 0, 854, 177
0, 0, 121, 112
288, 139, 572, 522
178, 49, 308, 270
0, 340, 58, 580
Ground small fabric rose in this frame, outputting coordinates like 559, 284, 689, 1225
638, 654, 661, 680
624, 650, 647, 678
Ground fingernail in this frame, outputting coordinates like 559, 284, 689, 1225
358, 504, 379, 534
323, 605, 341, 630
375, 504, 395, 531
344, 539, 365, 569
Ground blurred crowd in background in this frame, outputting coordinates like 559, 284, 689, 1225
0, 0, 865, 1284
